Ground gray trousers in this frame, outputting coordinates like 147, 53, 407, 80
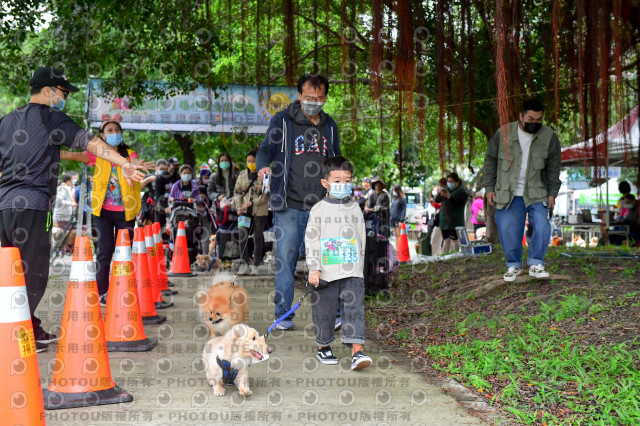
310, 276, 365, 347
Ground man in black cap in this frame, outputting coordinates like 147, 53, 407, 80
155, 156, 181, 226
0, 66, 146, 351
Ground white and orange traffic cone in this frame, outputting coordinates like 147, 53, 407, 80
132, 228, 166, 325
43, 236, 133, 409
397, 223, 411, 263
167, 221, 194, 277
103, 229, 157, 352
144, 225, 173, 309
153, 222, 177, 296
0, 247, 46, 424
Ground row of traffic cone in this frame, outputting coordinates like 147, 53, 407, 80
2, 221, 196, 420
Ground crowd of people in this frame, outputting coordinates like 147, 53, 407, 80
4, 67, 637, 367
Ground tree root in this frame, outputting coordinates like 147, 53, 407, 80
501, 291, 563, 312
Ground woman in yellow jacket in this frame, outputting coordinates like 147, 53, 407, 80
61, 121, 154, 304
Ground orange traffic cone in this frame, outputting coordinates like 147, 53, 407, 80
397, 222, 411, 263
144, 225, 173, 309
0, 247, 45, 424
168, 221, 194, 277
104, 230, 157, 352
153, 222, 177, 296
132, 228, 166, 325
43, 236, 133, 409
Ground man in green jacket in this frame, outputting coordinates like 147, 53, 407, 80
483, 100, 562, 282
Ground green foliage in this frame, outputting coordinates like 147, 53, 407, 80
427, 295, 640, 424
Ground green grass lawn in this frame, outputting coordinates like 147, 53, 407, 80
367, 246, 640, 425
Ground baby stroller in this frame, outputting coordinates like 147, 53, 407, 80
168, 200, 210, 264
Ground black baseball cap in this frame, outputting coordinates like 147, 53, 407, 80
168, 157, 180, 165
30, 67, 80, 92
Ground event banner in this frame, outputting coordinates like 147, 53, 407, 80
85, 79, 297, 134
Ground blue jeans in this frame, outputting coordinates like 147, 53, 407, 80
274, 208, 310, 320
494, 196, 550, 268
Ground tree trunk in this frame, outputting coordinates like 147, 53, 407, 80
173, 133, 196, 167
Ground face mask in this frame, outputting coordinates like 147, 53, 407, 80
353, 191, 362, 197
181, 174, 192, 183
301, 100, 324, 116
392, 191, 398, 197
219, 161, 230, 170
157, 169, 167, 176
328, 182, 353, 199
72, 178, 78, 185
202, 177, 210, 185
432, 189, 439, 196
106, 133, 123, 147
522, 121, 542, 134
247, 163, 256, 172
49, 89, 66, 111
447, 182, 456, 190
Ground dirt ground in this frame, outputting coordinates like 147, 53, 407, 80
363, 248, 640, 424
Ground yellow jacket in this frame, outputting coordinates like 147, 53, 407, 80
91, 149, 141, 221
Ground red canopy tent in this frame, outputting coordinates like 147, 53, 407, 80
561, 106, 639, 167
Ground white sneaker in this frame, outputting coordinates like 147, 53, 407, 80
250, 265, 258, 276
503, 267, 522, 282
529, 264, 549, 279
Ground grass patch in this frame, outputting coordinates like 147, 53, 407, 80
372, 246, 640, 424
427, 296, 640, 424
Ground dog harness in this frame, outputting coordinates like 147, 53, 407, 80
216, 357, 239, 386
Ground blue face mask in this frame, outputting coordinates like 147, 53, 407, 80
219, 161, 230, 170
50, 90, 66, 111
181, 174, 192, 183
328, 182, 353, 199
447, 182, 456, 190
106, 133, 123, 146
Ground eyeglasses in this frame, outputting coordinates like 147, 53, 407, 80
302, 95, 325, 102
51, 86, 70, 99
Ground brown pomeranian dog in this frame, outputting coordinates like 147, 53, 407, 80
193, 254, 222, 274
199, 277, 250, 336
202, 324, 272, 396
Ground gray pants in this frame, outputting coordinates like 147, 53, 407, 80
310, 276, 365, 347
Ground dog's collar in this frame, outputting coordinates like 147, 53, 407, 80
216, 357, 239, 385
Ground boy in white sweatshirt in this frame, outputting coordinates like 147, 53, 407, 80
305, 156, 371, 370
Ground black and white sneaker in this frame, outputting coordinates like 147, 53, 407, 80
99, 293, 108, 307
334, 317, 342, 331
34, 329, 58, 344
351, 351, 372, 370
36, 341, 48, 353
316, 346, 338, 365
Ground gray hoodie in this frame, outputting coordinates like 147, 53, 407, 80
286, 100, 329, 211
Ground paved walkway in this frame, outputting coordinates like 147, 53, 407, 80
36, 256, 486, 425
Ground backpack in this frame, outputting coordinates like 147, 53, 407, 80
476, 208, 486, 223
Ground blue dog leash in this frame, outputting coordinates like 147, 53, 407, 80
265, 282, 313, 339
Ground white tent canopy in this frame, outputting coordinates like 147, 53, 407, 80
561, 106, 639, 167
